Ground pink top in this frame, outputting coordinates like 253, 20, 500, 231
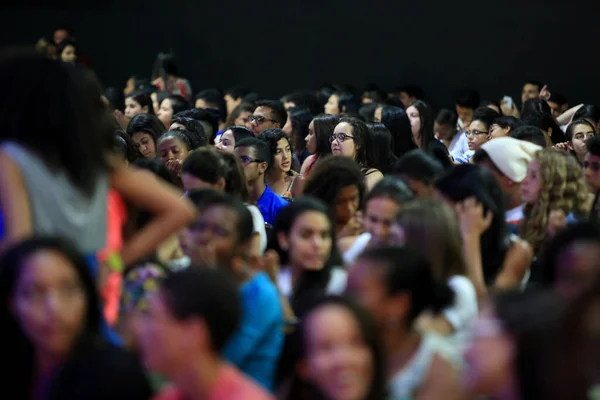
153, 365, 274, 400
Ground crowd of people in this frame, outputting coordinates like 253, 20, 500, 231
1, 27, 600, 400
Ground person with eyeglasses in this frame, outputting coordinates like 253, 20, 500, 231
234, 137, 288, 226
249, 100, 287, 137
453, 107, 499, 164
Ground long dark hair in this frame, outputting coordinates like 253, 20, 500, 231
125, 90, 155, 116
0, 49, 111, 195
366, 123, 399, 173
288, 107, 313, 156
408, 100, 435, 152
0, 237, 101, 398
312, 114, 338, 158
380, 105, 417, 158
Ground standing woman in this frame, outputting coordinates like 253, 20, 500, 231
258, 129, 303, 199
157, 94, 190, 129
0, 237, 152, 399
124, 90, 155, 121
272, 197, 346, 306
126, 113, 165, 159
406, 100, 449, 155
300, 114, 338, 179
331, 117, 384, 191
151, 53, 192, 102
0, 52, 194, 268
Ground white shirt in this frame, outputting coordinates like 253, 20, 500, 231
505, 204, 525, 224
342, 232, 372, 265
450, 132, 470, 160
277, 267, 347, 298
246, 205, 267, 255
443, 275, 478, 351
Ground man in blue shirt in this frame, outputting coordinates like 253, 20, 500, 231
235, 137, 288, 226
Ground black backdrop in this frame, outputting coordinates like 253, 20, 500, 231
1, 0, 597, 110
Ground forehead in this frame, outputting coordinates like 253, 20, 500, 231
573, 124, 594, 134
524, 83, 539, 91
132, 132, 152, 141
277, 137, 290, 148
407, 105, 418, 114
338, 184, 359, 199
293, 211, 330, 229
334, 122, 352, 134
159, 136, 182, 148
254, 106, 271, 117
470, 120, 488, 130
198, 204, 238, 224
235, 145, 255, 157
18, 250, 79, 285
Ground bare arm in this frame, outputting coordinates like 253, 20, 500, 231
556, 104, 584, 126
417, 355, 464, 400
494, 239, 533, 290
0, 150, 32, 254
111, 167, 195, 266
365, 170, 384, 192
300, 154, 315, 178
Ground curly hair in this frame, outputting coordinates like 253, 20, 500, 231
520, 149, 568, 255
562, 152, 591, 217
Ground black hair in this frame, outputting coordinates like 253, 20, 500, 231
186, 188, 254, 245
104, 87, 124, 112
455, 89, 480, 110
339, 117, 371, 168
333, 91, 360, 114
235, 137, 272, 167
152, 52, 178, 78
170, 115, 208, 149
358, 246, 454, 324
0, 49, 111, 196
224, 102, 256, 129
435, 108, 458, 127
537, 222, 600, 286
548, 92, 568, 107
177, 108, 219, 143
194, 88, 226, 122
408, 100, 436, 152
471, 106, 500, 130
0, 236, 101, 397
522, 111, 566, 144
523, 80, 544, 92
57, 39, 76, 57
125, 90, 155, 116
164, 94, 190, 115
311, 114, 338, 158
258, 128, 293, 173
182, 147, 249, 202
586, 136, 600, 158
398, 85, 425, 100
392, 149, 444, 185
573, 104, 599, 125
359, 102, 379, 123
255, 99, 287, 127
133, 158, 177, 186
316, 83, 336, 108
227, 126, 254, 144
436, 164, 508, 283
126, 112, 166, 147
287, 107, 313, 155
521, 98, 552, 119
511, 125, 548, 148
157, 130, 192, 152
225, 86, 250, 101
566, 119, 596, 143
480, 99, 502, 114
271, 197, 341, 304
366, 123, 398, 173
365, 176, 414, 205
380, 105, 417, 158
114, 131, 138, 163
362, 84, 388, 104
160, 268, 241, 352
292, 295, 388, 400
282, 91, 322, 116
493, 116, 524, 131
303, 155, 366, 212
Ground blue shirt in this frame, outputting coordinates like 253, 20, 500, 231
222, 272, 284, 391
256, 185, 288, 226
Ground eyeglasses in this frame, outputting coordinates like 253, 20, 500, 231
248, 115, 277, 125
464, 129, 489, 138
329, 133, 355, 143
239, 155, 263, 165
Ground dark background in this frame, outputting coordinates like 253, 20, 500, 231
0, 0, 596, 110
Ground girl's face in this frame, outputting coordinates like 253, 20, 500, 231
158, 136, 189, 163
132, 132, 156, 158
304, 304, 375, 400
406, 105, 421, 139
125, 97, 147, 120
273, 138, 292, 173
157, 99, 174, 128
331, 122, 357, 159
215, 130, 235, 153
489, 123, 510, 139
305, 120, 317, 154
11, 250, 87, 360
234, 111, 253, 130
570, 123, 595, 157
467, 120, 490, 151
278, 211, 332, 271
521, 159, 543, 204
61, 45, 76, 63
336, 185, 360, 226
364, 197, 402, 246
325, 95, 341, 116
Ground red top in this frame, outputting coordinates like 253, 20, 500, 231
153, 364, 274, 400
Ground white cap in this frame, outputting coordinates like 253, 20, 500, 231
480, 137, 542, 183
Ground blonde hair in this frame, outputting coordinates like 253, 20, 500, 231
520, 149, 568, 255
562, 152, 591, 217
395, 199, 466, 280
